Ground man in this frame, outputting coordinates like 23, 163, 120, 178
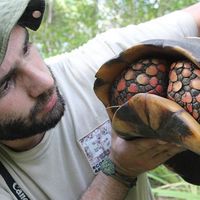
0, 0, 199, 199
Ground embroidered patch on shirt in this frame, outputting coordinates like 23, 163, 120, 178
79, 120, 111, 174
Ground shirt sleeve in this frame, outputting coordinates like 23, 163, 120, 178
46, 10, 198, 78
96, 10, 198, 54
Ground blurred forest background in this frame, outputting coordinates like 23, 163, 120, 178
31, 0, 200, 199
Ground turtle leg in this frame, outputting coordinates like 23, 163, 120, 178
112, 93, 200, 185
112, 93, 200, 148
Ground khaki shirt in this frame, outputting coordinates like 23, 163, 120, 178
0, 10, 198, 200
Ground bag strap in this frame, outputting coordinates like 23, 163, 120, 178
0, 161, 31, 200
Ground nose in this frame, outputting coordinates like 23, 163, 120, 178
19, 63, 54, 98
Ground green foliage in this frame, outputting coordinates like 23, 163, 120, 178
149, 166, 200, 199
31, 0, 100, 57
30, 0, 199, 58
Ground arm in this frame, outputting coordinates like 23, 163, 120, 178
81, 170, 129, 200
81, 136, 183, 200
183, 2, 200, 35
64, 2, 200, 79
81, 3, 199, 199
96, 2, 200, 57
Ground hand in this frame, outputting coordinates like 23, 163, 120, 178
110, 131, 185, 177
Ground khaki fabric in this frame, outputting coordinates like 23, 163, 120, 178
0, 0, 30, 64
0, 0, 45, 65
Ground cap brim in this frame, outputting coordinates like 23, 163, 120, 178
0, 0, 45, 65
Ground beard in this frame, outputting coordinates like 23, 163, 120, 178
0, 69, 65, 141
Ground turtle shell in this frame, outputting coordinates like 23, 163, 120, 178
94, 37, 200, 185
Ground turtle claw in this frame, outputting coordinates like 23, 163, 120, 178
112, 93, 200, 154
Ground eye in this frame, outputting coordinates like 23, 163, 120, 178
0, 68, 17, 98
0, 79, 12, 97
23, 42, 31, 56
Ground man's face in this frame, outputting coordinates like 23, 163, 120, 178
0, 25, 65, 140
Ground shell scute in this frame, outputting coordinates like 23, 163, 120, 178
94, 38, 200, 185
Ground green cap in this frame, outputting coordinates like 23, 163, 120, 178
0, 0, 45, 65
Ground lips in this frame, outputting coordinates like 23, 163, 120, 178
43, 93, 57, 113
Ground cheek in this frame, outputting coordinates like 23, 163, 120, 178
0, 89, 34, 121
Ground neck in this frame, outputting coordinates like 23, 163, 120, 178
0, 133, 45, 152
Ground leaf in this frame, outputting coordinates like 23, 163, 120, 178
153, 188, 200, 200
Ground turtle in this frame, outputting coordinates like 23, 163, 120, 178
93, 37, 200, 185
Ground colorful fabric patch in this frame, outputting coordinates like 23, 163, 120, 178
79, 120, 111, 174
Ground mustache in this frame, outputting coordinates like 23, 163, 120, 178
30, 87, 55, 118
